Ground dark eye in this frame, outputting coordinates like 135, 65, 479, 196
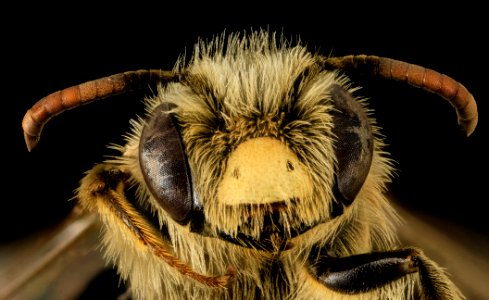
139, 104, 198, 225
330, 84, 373, 208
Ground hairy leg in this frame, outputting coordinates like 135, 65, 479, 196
308, 246, 464, 299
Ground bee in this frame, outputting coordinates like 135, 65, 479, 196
22, 30, 477, 299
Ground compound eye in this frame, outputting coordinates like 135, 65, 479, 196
330, 84, 373, 210
139, 103, 195, 224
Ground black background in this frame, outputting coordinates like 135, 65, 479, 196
2, 3, 487, 295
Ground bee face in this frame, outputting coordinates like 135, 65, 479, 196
136, 57, 362, 252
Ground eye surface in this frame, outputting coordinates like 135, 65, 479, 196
139, 104, 195, 224
330, 84, 373, 205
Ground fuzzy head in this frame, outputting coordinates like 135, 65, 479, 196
133, 31, 375, 252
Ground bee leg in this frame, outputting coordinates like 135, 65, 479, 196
77, 163, 131, 212
308, 247, 464, 298
308, 247, 419, 294
77, 163, 160, 248
77, 163, 234, 288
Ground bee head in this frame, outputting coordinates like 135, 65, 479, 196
139, 34, 373, 252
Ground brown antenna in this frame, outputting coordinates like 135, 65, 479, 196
22, 70, 177, 151
322, 55, 478, 137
